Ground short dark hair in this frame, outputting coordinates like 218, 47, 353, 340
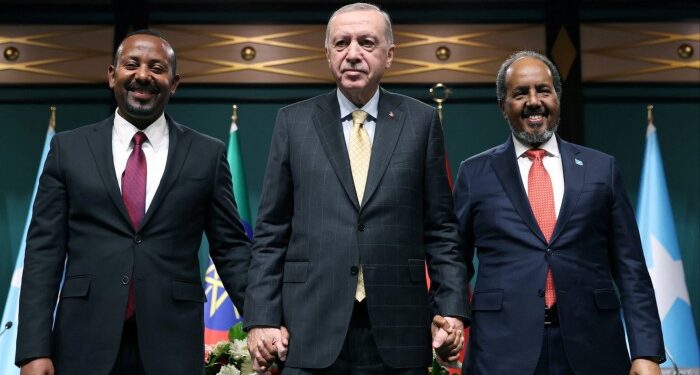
496, 50, 562, 103
113, 29, 177, 78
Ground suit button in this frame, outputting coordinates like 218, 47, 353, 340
350, 266, 359, 275
121, 275, 130, 285
545, 248, 553, 256
538, 289, 545, 297
134, 235, 142, 244
357, 224, 365, 232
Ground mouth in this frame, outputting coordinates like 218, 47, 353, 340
127, 83, 158, 101
522, 109, 547, 126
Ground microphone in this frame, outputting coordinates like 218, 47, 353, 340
0, 321, 12, 337
664, 347, 682, 375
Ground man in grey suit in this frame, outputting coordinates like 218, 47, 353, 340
244, 3, 469, 374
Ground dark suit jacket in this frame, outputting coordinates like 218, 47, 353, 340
244, 89, 470, 369
16, 115, 250, 375
453, 136, 664, 374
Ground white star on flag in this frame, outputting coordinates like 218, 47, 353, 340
647, 234, 690, 320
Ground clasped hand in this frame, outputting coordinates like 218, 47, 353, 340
247, 326, 289, 374
431, 315, 465, 366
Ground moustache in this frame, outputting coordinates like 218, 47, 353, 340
522, 107, 547, 118
126, 82, 159, 94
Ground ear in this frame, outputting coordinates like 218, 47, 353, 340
107, 65, 116, 89
170, 74, 181, 95
385, 44, 395, 68
498, 99, 507, 118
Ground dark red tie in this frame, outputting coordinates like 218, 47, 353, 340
122, 131, 147, 319
525, 149, 557, 307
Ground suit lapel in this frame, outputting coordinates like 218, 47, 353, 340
550, 137, 584, 243
491, 137, 547, 244
140, 115, 192, 229
312, 92, 360, 209
86, 116, 133, 228
362, 89, 404, 208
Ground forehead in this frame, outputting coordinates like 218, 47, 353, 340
329, 10, 385, 38
119, 35, 170, 59
505, 57, 553, 85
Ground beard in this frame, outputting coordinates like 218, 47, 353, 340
510, 105, 559, 147
511, 121, 559, 148
123, 82, 161, 118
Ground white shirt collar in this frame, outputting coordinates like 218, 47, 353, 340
513, 133, 560, 159
337, 88, 380, 121
113, 109, 168, 152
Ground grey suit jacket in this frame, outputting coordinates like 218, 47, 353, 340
16, 115, 250, 375
244, 89, 470, 369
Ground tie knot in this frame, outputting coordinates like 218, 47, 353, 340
351, 110, 368, 128
132, 131, 148, 146
525, 149, 546, 161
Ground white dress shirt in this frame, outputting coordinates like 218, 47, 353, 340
513, 135, 565, 218
112, 110, 169, 211
338, 88, 380, 147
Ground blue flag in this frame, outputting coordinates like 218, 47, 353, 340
0, 111, 56, 374
636, 120, 700, 370
204, 106, 252, 346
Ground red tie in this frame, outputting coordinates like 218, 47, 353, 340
525, 149, 557, 307
121, 131, 147, 319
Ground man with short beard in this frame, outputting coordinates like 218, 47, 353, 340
15, 30, 250, 375
453, 51, 665, 375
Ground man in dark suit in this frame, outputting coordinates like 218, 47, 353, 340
453, 50, 665, 375
244, 3, 469, 374
16, 30, 250, 375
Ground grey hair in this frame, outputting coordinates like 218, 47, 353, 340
325, 2, 394, 47
113, 29, 177, 79
496, 50, 562, 103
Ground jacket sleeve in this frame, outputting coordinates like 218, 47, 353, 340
16, 136, 68, 366
243, 108, 293, 330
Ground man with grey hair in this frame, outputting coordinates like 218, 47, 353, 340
245, 3, 469, 374
453, 51, 665, 374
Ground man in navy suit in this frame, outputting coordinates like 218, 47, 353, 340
16, 30, 250, 375
453, 51, 665, 374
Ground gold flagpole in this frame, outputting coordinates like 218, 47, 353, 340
49, 106, 56, 131
429, 83, 452, 125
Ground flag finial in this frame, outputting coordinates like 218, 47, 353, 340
231, 104, 238, 125
49, 106, 56, 131
646, 104, 655, 136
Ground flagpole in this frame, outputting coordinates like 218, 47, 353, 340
0, 106, 57, 375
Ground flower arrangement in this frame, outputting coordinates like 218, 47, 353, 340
205, 322, 258, 375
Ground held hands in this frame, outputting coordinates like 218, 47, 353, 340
20, 358, 55, 375
630, 358, 661, 375
431, 315, 465, 365
247, 326, 289, 374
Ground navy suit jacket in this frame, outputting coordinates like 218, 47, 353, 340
453, 136, 664, 374
244, 89, 470, 369
16, 115, 250, 375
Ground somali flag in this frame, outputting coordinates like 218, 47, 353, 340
204, 106, 252, 345
0, 110, 56, 374
636, 120, 699, 370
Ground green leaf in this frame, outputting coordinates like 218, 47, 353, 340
228, 321, 247, 341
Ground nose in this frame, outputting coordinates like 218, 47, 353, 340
134, 64, 150, 82
526, 89, 541, 107
346, 40, 362, 62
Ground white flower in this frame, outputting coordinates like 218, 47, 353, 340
229, 339, 250, 361
217, 364, 241, 375
210, 340, 231, 357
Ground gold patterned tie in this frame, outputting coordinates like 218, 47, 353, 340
349, 109, 370, 301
